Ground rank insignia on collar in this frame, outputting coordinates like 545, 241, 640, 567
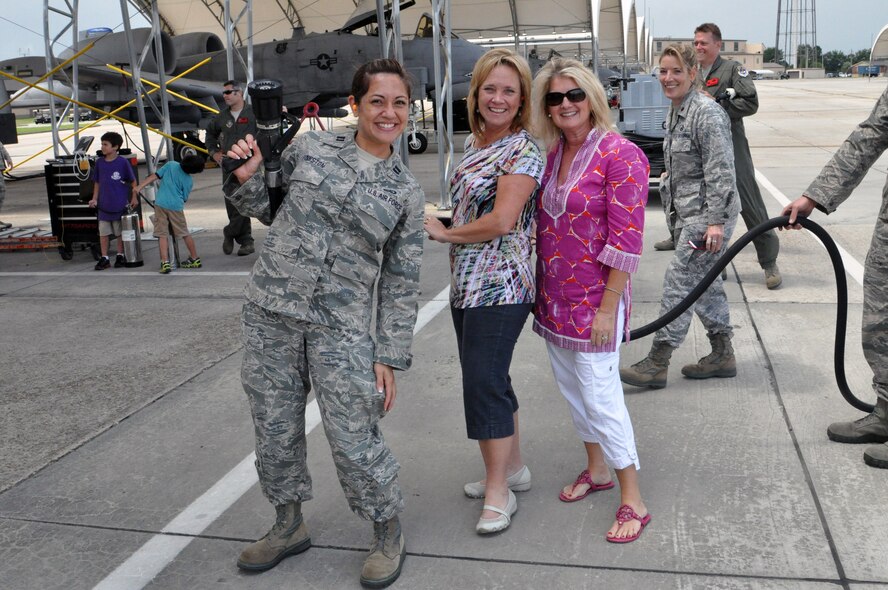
706, 78, 719, 87
392, 164, 402, 174
738, 67, 749, 77
336, 135, 346, 142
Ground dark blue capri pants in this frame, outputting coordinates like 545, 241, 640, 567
451, 303, 532, 440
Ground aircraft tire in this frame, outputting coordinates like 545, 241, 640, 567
407, 132, 428, 154
173, 133, 206, 162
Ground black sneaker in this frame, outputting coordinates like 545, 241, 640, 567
114, 254, 126, 268
95, 257, 111, 271
181, 257, 202, 269
159, 261, 172, 274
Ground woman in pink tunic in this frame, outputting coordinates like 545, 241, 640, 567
531, 58, 651, 543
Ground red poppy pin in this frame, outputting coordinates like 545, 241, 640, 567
706, 78, 719, 87
237, 117, 249, 124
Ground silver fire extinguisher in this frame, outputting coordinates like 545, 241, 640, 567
120, 207, 144, 267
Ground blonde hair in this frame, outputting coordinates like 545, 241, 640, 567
531, 57, 614, 146
467, 48, 533, 140
659, 43, 700, 90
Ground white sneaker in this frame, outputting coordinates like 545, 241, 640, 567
463, 465, 531, 499
476, 490, 518, 534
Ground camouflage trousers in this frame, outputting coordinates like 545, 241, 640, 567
241, 302, 404, 521
864, 214, 888, 403
0, 178, 6, 211
654, 216, 738, 348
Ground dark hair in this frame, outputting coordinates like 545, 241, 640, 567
223, 80, 241, 89
350, 59, 412, 104
694, 23, 722, 42
180, 154, 206, 174
101, 131, 123, 149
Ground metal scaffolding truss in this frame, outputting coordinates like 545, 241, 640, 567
34, 0, 650, 205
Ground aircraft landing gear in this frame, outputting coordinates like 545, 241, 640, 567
172, 131, 206, 162
408, 131, 427, 154
406, 103, 428, 155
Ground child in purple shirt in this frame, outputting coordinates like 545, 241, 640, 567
89, 132, 138, 270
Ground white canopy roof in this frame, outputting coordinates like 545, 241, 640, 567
128, 0, 652, 66
872, 23, 888, 64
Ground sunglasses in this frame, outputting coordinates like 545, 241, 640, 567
222, 89, 240, 95
545, 88, 586, 107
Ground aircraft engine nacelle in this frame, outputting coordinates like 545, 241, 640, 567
170, 32, 225, 59
63, 28, 177, 76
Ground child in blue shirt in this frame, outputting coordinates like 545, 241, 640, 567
134, 154, 206, 274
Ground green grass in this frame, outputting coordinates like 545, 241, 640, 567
16, 117, 86, 135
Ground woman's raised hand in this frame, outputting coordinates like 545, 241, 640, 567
226, 134, 264, 184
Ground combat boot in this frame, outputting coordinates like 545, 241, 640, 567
237, 501, 311, 571
764, 263, 783, 290
619, 342, 675, 389
864, 442, 888, 469
681, 332, 737, 379
360, 516, 406, 589
827, 398, 888, 444
653, 235, 675, 251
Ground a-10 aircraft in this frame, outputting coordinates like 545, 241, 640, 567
1, 8, 486, 156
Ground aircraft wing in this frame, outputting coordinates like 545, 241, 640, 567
72, 64, 222, 102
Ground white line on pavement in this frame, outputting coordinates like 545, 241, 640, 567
756, 169, 864, 286
92, 285, 450, 590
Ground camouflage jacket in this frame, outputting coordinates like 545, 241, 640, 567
0, 142, 10, 168
702, 56, 759, 126
230, 130, 426, 370
805, 86, 888, 213
661, 90, 739, 228
0, 142, 9, 186
205, 104, 257, 161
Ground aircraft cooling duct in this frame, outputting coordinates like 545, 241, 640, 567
170, 32, 225, 57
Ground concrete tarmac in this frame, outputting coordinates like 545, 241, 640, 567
1, 78, 887, 589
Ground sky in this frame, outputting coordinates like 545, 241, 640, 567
643, 0, 885, 53
1, 0, 886, 61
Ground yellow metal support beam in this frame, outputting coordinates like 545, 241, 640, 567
105, 62, 219, 115
0, 41, 96, 111
1, 59, 217, 170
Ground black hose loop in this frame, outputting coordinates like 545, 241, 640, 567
627, 215, 873, 414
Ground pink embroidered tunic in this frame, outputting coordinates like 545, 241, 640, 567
533, 129, 649, 353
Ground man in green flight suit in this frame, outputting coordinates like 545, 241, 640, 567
695, 22, 781, 288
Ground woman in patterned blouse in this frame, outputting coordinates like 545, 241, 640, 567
424, 48, 543, 535
531, 58, 651, 543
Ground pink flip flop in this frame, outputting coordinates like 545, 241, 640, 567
606, 504, 651, 543
558, 470, 615, 502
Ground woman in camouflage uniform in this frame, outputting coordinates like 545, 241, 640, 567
620, 43, 740, 390
226, 59, 424, 589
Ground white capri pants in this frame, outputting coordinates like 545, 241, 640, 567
545, 301, 640, 471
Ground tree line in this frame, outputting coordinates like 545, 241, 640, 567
763, 46, 873, 73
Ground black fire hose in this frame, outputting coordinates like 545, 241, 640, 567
627, 215, 873, 414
